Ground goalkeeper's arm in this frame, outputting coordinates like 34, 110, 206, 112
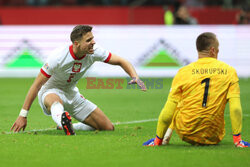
156, 99, 177, 139
143, 99, 177, 146
229, 97, 249, 147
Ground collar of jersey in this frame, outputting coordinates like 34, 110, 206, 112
197, 57, 216, 64
69, 45, 86, 60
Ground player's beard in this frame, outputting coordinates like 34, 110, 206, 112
88, 45, 94, 54
78, 46, 93, 55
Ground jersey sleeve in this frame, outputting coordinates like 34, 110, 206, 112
40, 53, 58, 78
92, 44, 112, 63
227, 68, 240, 99
229, 97, 242, 134
168, 71, 183, 103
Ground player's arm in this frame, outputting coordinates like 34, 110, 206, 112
143, 71, 182, 146
227, 76, 249, 147
143, 99, 177, 146
107, 54, 146, 91
229, 97, 249, 147
11, 72, 49, 132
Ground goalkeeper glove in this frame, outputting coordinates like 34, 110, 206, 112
233, 133, 249, 148
143, 136, 163, 146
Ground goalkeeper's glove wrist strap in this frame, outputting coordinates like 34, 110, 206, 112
155, 135, 163, 145
233, 133, 241, 145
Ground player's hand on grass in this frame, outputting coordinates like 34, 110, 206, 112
143, 136, 163, 146
128, 77, 147, 91
233, 133, 249, 148
11, 116, 27, 132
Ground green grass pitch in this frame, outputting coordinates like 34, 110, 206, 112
0, 77, 249, 167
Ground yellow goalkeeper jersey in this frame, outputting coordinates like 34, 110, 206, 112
169, 57, 240, 144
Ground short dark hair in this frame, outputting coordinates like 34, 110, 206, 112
196, 32, 217, 52
70, 25, 93, 42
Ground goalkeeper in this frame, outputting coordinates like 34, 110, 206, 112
144, 32, 249, 147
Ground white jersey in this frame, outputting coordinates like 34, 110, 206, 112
40, 44, 111, 92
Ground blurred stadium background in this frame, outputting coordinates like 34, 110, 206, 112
0, 0, 249, 78
0, 0, 249, 25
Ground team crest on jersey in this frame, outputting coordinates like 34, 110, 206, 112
72, 62, 82, 72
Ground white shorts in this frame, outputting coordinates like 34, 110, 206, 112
38, 87, 97, 122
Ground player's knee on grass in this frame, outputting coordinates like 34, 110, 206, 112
105, 123, 114, 131
97, 122, 114, 131
86, 107, 114, 131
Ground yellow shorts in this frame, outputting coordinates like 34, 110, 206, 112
172, 110, 224, 145
177, 132, 222, 145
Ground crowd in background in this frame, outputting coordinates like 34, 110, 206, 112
0, 0, 249, 24
236, 5, 250, 24
0, 0, 249, 7
164, 1, 250, 24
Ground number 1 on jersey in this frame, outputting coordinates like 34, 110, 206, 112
201, 78, 210, 107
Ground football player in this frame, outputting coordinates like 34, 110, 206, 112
143, 32, 249, 147
11, 25, 146, 135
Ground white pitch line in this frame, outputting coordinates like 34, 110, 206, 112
3, 114, 250, 135
3, 118, 158, 135
3, 128, 56, 135
113, 118, 158, 125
